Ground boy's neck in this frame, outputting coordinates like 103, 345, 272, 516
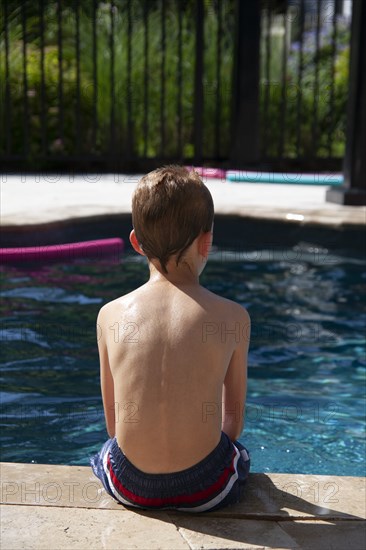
148, 261, 200, 287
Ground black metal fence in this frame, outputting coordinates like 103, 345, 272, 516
260, 0, 352, 170
0, 0, 352, 172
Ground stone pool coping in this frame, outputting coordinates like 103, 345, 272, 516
1, 462, 365, 549
1, 174, 365, 229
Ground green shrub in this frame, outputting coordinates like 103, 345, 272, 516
0, 0, 235, 164
0, 1, 350, 166
259, 12, 350, 159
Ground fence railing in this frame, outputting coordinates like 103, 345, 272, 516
0, 0, 352, 172
260, 0, 352, 170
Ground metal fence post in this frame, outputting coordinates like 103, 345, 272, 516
194, 0, 204, 165
230, 0, 260, 167
326, 0, 366, 205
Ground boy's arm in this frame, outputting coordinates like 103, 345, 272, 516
221, 307, 250, 442
97, 308, 115, 438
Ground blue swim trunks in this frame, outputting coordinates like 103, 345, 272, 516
90, 432, 250, 512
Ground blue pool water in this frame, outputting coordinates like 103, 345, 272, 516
0, 244, 365, 476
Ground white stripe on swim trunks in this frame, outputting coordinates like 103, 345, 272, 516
179, 445, 241, 513
240, 448, 249, 462
102, 443, 242, 511
103, 448, 142, 508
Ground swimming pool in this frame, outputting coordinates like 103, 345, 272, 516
1, 245, 365, 476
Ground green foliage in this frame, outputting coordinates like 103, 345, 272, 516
0, 3, 95, 162
0, 1, 350, 165
0, 0, 234, 164
259, 13, 350, 159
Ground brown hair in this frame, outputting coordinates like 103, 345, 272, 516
132, 165, 214, 273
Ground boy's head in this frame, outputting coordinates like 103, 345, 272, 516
131, 165, 214, 273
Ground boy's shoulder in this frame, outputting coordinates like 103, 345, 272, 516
97, 286, 250, 326
96, 288, 140, 321
203, 287, 250, 323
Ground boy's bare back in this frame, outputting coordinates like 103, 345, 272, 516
96, 166, 250, 474
98, 277, 249, 473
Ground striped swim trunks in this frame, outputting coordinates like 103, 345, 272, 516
90, 431, 250, 512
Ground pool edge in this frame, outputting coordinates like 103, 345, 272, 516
1, 462, 365, 550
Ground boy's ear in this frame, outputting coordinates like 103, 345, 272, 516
198, 230, 213, 259
129, 229, 145, 256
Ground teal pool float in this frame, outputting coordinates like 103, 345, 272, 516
226, 171, 344, 185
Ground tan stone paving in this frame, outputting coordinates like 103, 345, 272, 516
211, 473, 366, 520
1, 175, 365, 228
165, 516, 301, 549
277, 519, 366, 550
1, 464, 364, 521
1, 463, 365, 549
0, 504, 190, 550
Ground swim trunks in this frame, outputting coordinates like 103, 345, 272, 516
90, 431, 250, 512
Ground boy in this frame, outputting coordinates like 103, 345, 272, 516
91, 166, 250, 512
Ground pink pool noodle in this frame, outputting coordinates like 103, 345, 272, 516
185, 166, 226, 179
0, 238, 124, 263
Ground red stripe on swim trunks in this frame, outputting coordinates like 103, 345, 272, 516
106, 450, 237, 507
